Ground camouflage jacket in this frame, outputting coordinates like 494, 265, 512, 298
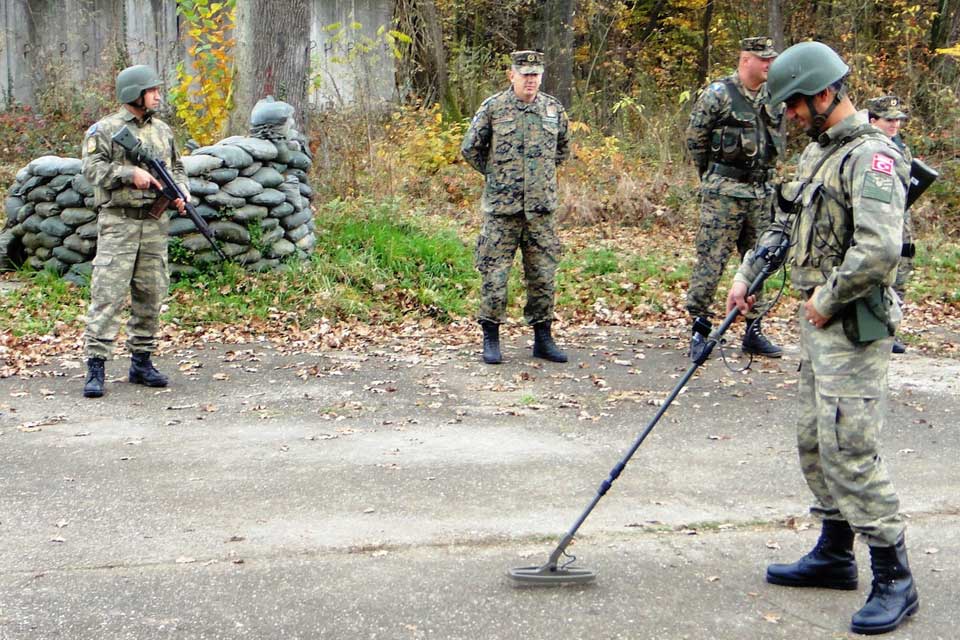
685, 73, 784, 199
461, 89, 570, 217
736, 112, 908, 318
82, 108, 187, 210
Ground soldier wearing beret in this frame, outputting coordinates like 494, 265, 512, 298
685, 36, 784, 359
81, 65, 188, 398
461, 50, 571, 364
867, 95, 913, 354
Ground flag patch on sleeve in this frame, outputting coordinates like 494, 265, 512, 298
871, 153, 894, 175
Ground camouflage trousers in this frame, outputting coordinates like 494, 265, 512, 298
686, 192, 771, 321
893, 208, 914, 303
84, 209, 170, 359
475, 212, 560, 325
796, 304, 905, 546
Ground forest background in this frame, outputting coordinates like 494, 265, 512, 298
1, 0, 959, 366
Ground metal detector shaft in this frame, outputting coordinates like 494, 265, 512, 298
532, 240, 787, 573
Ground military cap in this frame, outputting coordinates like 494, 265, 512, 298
740, 36, 778, 59
510, 50, 545, 74
866, 95, 909, 120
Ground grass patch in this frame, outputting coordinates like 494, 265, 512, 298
164, 199, 479, 327
0, 268, 88, 336
912, 237, 960, 304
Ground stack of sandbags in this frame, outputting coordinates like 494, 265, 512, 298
2, 156, 99, 284
174, 99, 316, 275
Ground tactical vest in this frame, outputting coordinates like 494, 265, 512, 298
709, 79, 779, 171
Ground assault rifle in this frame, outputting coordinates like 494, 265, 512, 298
111, 125, 227, 262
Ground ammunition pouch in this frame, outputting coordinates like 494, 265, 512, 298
838, 286, 896, 345
901, 243, 916, 258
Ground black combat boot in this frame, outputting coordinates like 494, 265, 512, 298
689, 316, 711, 361
742, 317, 783, 358
891, 337, 906, 354
480, 321, 502, 364
532, 322, 568, 363
83, 357, 106, 398
129, 352, 169, 387
850, 538, 919, 635
766, 519, 859, 590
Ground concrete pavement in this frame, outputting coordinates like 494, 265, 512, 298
1, 324, 957, 639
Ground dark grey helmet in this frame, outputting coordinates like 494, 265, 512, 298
767, 41, 849, 105
116, 65, 162, 104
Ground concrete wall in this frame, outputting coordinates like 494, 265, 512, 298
0, 0, 395, 110
310, 0, 396, 108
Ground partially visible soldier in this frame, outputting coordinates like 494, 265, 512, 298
867, 95, 913, 354
81, 65, 188, 398
728, 42, 918, 635
685, 36, 784, 358
461, 50, 570, 365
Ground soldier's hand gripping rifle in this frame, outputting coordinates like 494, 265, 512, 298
111, 125, 228, 262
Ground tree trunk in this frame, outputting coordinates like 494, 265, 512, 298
228, 0, 312, 136
520, 0, 575, 108
767, 0, 785, 53
394, 0, 450, 112
697, 0, 715, 87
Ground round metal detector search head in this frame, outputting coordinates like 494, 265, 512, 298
508, 563, 596, 585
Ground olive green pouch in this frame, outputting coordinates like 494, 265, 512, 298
841, 286, 893, 344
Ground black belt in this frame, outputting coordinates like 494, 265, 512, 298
709, 163, 770, 184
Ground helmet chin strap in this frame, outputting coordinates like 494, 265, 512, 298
803, 85, 846, 139
130, 92, 156, 120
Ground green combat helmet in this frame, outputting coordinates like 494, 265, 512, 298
116, 64, 162, 104
767, 41, 849, 137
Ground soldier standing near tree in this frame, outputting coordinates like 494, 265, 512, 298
867, 95, 913, 354
461, 50, 570, 365
81, 65, 188, 398
685, 36, 784, 358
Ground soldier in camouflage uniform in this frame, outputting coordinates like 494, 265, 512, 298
81, 65, 188, 398
727, 42, 918, 635
867, 95, 913, 354
461, 50, 570, 365
685, 36, 784, 358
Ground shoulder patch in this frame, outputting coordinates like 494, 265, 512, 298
85, 123, 98, 136
86, 136, 97, 154
862, 171, 894, 203
871, 153, 895, 176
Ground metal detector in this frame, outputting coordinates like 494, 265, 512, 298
509, 238, 790, 586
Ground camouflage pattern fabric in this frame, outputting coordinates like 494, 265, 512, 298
736, 111, 909, 546
82, 108, 187, 209
685, 193, 770, 321
84, 210, 170, 358
685, 73, 783, 199
462, 89, 569, 325
461, 90, 570, 217
684, 73, 782, 320
796, 306, 903, 546
82, 108, 185, 359
475, 211, 560, 325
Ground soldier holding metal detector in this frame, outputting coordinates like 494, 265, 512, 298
727, 42, 919, 635
81, 65, 190, 399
